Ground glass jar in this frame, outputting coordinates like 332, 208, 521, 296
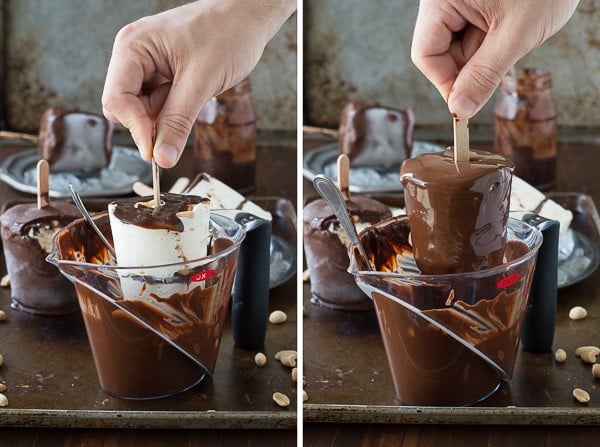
193, 77, 256, 195
494, 68, 557, 191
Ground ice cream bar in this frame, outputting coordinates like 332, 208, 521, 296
108, 193, 211, 299
400, 148, 514, 275
338, 102, 415, 167
186, 173, 271, 221
38, 108, 114, 172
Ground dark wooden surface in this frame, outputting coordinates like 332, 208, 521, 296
0, 134, 297, 445
303, 134, 600, 445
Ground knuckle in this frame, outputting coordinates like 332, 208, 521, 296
160, 113, 194, 140
468, 64, 503, 95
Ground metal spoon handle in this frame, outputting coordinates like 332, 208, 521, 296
69, 184, 117, 260
312, 175, 373, 271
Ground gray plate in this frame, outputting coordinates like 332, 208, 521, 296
303, 141, 444, 193
270, 235, 296, 289
0, 147, 152, 198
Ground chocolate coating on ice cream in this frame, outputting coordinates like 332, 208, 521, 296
400, 149, 514, 274
0, 201, 80, 315
109, 193, 210, 232
338, 102, 415, 167
303, 195, 391, 310
38, 108, 114, 172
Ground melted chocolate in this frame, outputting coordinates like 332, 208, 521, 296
400, 149, 514, 274
356, 216, 535, 405
109, 193, 210, 231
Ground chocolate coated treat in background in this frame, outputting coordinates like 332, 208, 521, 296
194, 77, 256, 195
0, 201, 80, 315
338, 102, 415, 168
400, 148, 514, 275
303, 195, 391, 310
38, 108, 114, 173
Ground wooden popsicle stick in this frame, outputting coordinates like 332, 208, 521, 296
151, 126, 161, 208
36, 159, 50, 209
0, 130, 38, 144
168, 177, 190, 194
303, 125, 338, 138
133, 181, 153, 197
337, 154, 350, 200
453, 117, 470, 164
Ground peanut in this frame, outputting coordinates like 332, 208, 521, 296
0, 275, 9, 288
275, 350, 297, 367
575, 346, 600, 357
0, 384, 5, 392
0, 310, 6, 322
593, 364, 600, 379
569, 306, 588, 320
573, 388, 590, 404
292, 367, 298, 382
302, 390, 308, 402
273, 392, 290, 408
302, 269, 310, 282
254, 352, 267, 367
555, 348, 567, 363
269, 310, 287, 324
0, 393, 7, 407
581, 350, 598, 364
0, 354, 4, 367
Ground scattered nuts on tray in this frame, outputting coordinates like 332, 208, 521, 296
269, 310, 287, 324
275, 350, 297, 367
0, 393, 7, 407
254, 352, 267, 367
555, 348, 567, 363
302, 390, 308, 402
569, 306, 588, 320
302, 269, 310, 282
273, 392, 290, 408
0, 383, 5, 392
574, 346, 600, 364
0, 275, 9, 288
0, 354, 4, 367
573, 387, 590, 404
292, 367, 298, 382
593, 364, 600, 379
0, 310, 6, 322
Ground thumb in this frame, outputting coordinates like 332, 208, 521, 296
153, 71, 209, 168
448, 31, 521, 119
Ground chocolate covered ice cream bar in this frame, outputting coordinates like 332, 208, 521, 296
38, 108, 114, 172
338, 102, 415, 167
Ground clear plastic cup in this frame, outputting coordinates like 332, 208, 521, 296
47, 213, 245, 399
349, 216, 542, 406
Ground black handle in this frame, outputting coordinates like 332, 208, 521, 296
231, 214, 272, 350
520, 213, 560, 353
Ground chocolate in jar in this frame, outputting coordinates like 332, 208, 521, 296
400, 149, 514, 275
494, 68, 557, 191
193, 77, 256, 195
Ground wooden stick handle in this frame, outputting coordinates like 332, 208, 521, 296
453, 117, 470, 164
337, 154, 350, 200
303, 125, 338, 138
36, 159, 50, 209
0, 131, 38, 144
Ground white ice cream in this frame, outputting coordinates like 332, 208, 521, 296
108, 198, 211, 300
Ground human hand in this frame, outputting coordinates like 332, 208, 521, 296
411, 0, 579, 119
102, 0, 296, 168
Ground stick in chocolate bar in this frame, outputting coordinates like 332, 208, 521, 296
453, 116, 470, 165
36, 159, 50, 209
151, 127, 161, 208
337, 154, 351, 200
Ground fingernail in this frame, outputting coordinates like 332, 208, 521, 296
156, 143, 178, 167
451, 95, 478, 119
